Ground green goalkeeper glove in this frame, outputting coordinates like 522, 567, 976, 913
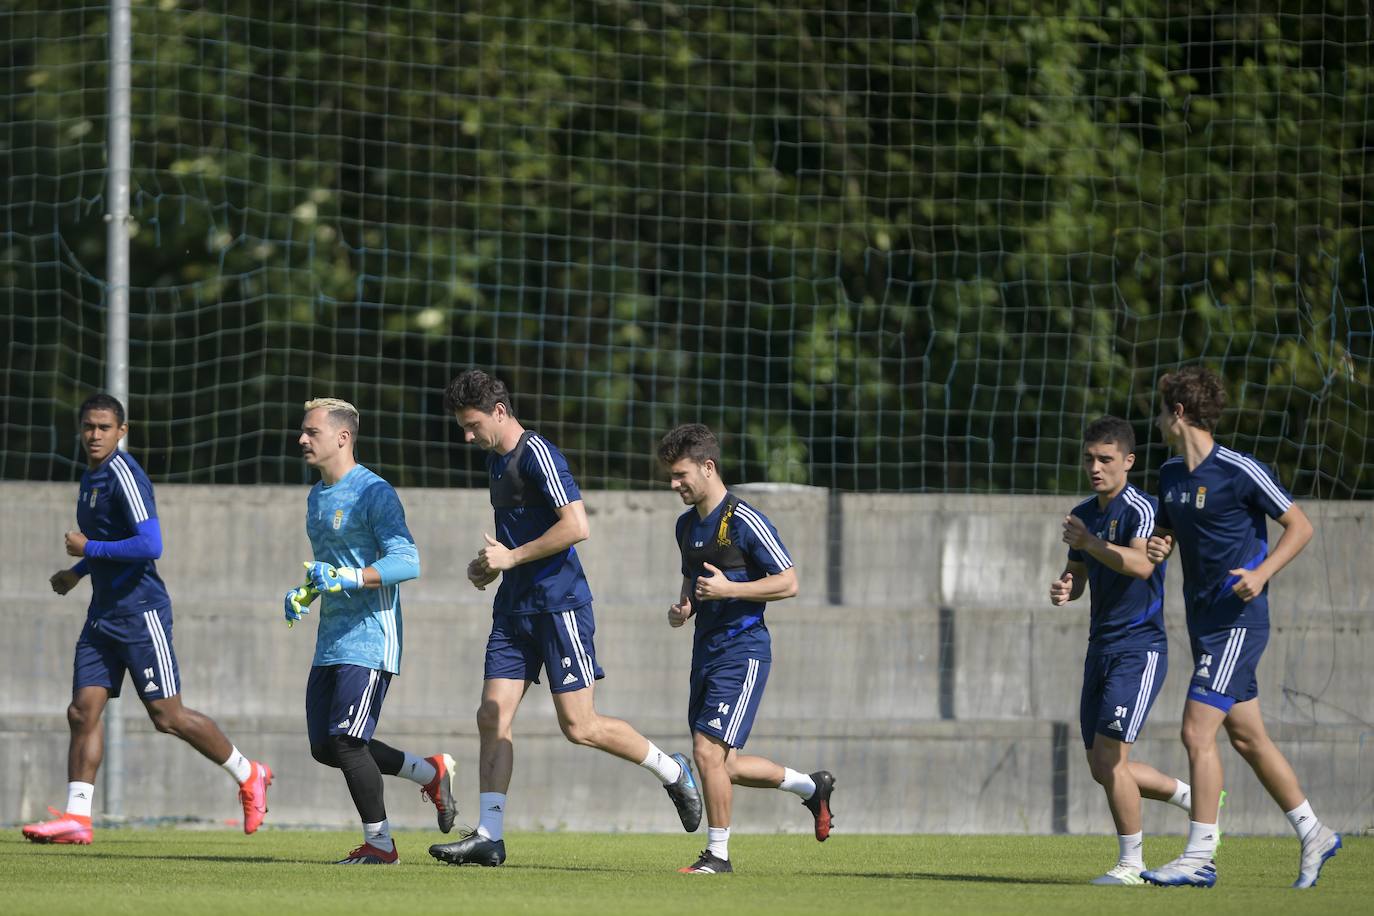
304, 560, 366, 593
284, 582, 319, 628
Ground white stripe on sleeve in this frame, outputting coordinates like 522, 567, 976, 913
528, 436, 571, 507
110, 455, 150, 523
735, 503, 793, 570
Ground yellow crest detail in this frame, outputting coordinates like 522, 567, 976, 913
1195, 486, 1207, 509
332, 509, 344, 530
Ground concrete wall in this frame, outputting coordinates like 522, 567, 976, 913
2, 482, 1370, 836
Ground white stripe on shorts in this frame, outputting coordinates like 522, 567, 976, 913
723, 658, 760, 745
560, 610, 594, 687
348, 669, 380, 739
1214, 627, 1247, 694
1125, 650, 1159, 743
142, 610, 177, 696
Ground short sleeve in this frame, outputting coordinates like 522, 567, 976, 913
675, 513, 691, 578
1122, 491, 1156, 541
1232, 455, 1293, 520
1156, 482, 1174, 530
524, 435, 581, 508
732, 501, 793, 575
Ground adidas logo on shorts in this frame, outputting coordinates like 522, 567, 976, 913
562, 673, 577, 685
708, 717, 723, 730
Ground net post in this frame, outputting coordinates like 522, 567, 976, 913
101, 0, 133, 821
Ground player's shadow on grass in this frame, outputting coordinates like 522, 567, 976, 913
55, 852, 282, 864
510, 863, 1075, 885
834, 871, 1079, 885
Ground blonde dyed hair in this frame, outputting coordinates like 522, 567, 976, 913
304, 397, 360, 436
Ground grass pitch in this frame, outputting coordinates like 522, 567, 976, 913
1, 829, 1365, 915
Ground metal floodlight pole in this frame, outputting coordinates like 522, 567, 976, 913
103, 0, 133, 820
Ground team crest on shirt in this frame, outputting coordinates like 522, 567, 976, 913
1195, 486, 1207, 509
87, 487, 99, 508
332, 509, 344, 530
1108, 519, 1118, 541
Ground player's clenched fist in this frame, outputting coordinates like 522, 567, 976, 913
668, 596, 693, 628
1049, 571, 1074, 606
1145, 533, 1174, 565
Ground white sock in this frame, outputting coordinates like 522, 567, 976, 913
639, 742, 683, 785
66, 781, 95, 819
477, 792, 506, 841
1118, 832, 1144, 868
1182, 821, 1219, 860
1285, 799, 1321, 843
364, 819, 393, 853
221, 746, 252, 785
779, 767, 816, 799
1167, 779, 1191, 812
707, 826, 730, 860
399, 752, 437, 786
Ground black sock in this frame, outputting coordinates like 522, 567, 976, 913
368, 739, 405, 777
329, 734, 386, 823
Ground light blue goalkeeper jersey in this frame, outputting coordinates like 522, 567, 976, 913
305, 464, 420, 674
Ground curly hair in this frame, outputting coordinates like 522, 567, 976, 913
1158, 366, 1228, 431
443, 369, 513, 416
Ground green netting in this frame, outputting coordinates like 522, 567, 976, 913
3, 1, 1371, 494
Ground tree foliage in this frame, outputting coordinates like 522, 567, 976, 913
2, 1, 1369, 494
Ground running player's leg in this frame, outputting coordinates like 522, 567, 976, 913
430, 613, 533, 866
679, 730, 734, 874
131, 606, 272, 831
1224, 697, 1341, 887
312, 665, 397, 863
367, 739, 458, 832
1083, 648, 1170, 884
24, 623, 120, 844
428, 676, 524, 867
542, 605, 698, 829
1142, 696, 1225, 887
67, 686, 109, 785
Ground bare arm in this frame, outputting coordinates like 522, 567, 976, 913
479, 499, 590, 572
694, 564, 798, 602
1050, 560, 1088, 606
1229, 504, 1313, 601
1062, 515, 1154, 580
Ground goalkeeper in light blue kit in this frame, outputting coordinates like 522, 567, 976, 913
286, 397, 457, 865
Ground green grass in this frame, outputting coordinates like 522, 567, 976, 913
0, 829, 1365, 915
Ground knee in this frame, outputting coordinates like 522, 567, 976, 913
692, 736, 721, 775
475, 700, 502, 736
558, 716, 599, 748
1227, 730, 1262, 761
1087, 757, 1113, 786
1180, 723, 1212, 753
66, 702, 94, 731
310, 741, 337, 767
147, 707, 180, 735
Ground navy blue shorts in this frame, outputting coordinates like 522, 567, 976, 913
1080, 648, 1167, 749
73, 608, 180, 701
484, 605, 605, 693
689, 655, 770, 749
1188, 626, 1269, 710
306, 664, 391, 746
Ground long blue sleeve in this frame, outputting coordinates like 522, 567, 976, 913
83, 517, 163, 561
373, 540, 420, 586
